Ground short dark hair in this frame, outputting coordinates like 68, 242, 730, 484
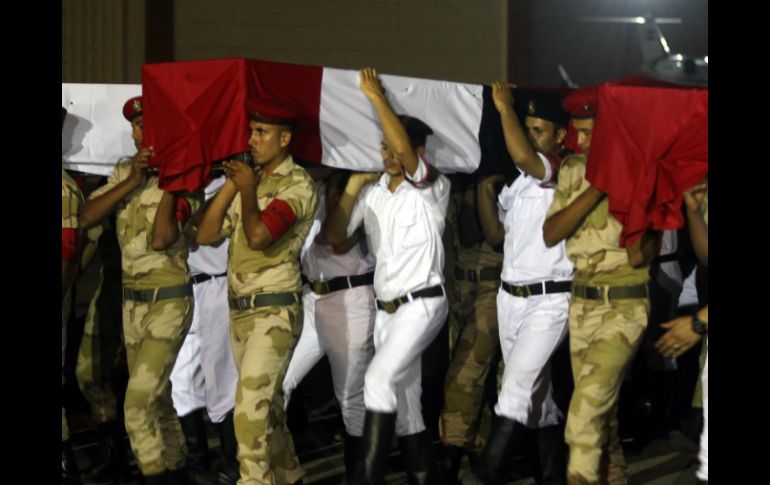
398, 115, 434, 149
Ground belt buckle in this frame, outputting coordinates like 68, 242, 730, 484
234, 297, 250, 311
311, 281, 329, 295
512, 285, 529, 298
381, 301, 397, 314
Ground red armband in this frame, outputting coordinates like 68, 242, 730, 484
260, 199, 297, 241
62, 228, 79, 261
175, 197, 191, 224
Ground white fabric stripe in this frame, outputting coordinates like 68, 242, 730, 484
320, 68, 483, 173
62, 83, 141, 175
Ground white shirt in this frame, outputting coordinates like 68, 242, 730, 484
498, 154, 573, 285
302, 183, 376, 281
189, 176, 228, 276
347, 157, 451, 301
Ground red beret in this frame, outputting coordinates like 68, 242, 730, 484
245, 98, 298, 128
122, 96, 143, 121
563, 86, 599, 118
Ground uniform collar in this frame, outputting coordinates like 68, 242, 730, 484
264, 154, 295, 178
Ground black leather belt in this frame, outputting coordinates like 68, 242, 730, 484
308, 272, 374, 295
454, 266, 502, 282
229, 292, 302, 312
123, 283, 193, 303
652, 253, 678, 265
191, 272, 227, 285
376, 285, 445, 314
572, 283, 649, 301
501, 280, 572, 298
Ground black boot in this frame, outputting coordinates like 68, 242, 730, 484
354, 411, 396, 485
62, 439, 83, 484
535, 424, 567, 485
344, 433, 363, 483
439, 444, 465, 485
86, 420, 133, 484
476, 415, 527, 485
216, 412, 240, 485
397, 430, 443, 485
179, 409, 213, 473
143, 471, 170, 485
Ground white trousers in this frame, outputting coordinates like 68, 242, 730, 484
494, 289, 569, 428
283, 285, 376, 436
696, 346, 708, 481
170, 276, 238, 423
364, 294, 448, 436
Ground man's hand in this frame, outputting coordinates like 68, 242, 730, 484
359, 68, 387, 103
346, 172, 381, 194
223, 160, 258, 193
654, 316, 703, 358
491, 82, 516, 114
683, 180, 708, 213
128, 146, 153, 187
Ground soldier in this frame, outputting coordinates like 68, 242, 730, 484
195, 98, 317, 485
62, 106, 85, 485
438, 171, 504, 482
323, 68, 451, 484
471, 84, 574, 485
655, 180, 708, 484
543, 88, 661, 484
79, 96, 203, 484
281, 168, 377, 483
169, 174, 240, 484
75, 211, 133, 484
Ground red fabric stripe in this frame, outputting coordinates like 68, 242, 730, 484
142, 58, 323, 193
585, 79, 708, 246
260, 199, 298, 241
175, 197, 191, 224
62, 228, 79, 261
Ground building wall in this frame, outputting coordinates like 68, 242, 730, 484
173, 0, 528, 85
62, 0, 147, 83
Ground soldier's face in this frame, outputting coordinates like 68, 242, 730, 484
380, 141, 403, 176
131, 115, 144, 150
248, 120, 292, 166
573, 118, 595, 155
525, 117, 566, 155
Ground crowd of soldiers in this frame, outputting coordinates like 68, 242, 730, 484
62, 68, 709, 485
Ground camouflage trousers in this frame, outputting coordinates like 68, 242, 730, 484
230, 303, 304, 485
440, 279, 500, 450
123, 295, 193, 476
565, 296, 648, 484
77, 281, 124, 424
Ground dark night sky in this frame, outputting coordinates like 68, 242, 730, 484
527, 0, 708, 86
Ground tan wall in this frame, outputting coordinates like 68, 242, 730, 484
173, 0, 528, 85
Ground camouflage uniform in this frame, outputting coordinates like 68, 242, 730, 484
220, 156, 316, 485
440, 186, 503, 451
547, 154, 650, 484
76, 220, 125, 424
62, 168, 84, 441
89, 159, 202, 476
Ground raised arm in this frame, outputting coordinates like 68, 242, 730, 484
477, 175, 506, 245
196, 177, 238, 246
359, 68, 420, 176
79, 148, 152, 229
491, 82, 547, 179
543, 184, 605, 247
322, 172, 379, 245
